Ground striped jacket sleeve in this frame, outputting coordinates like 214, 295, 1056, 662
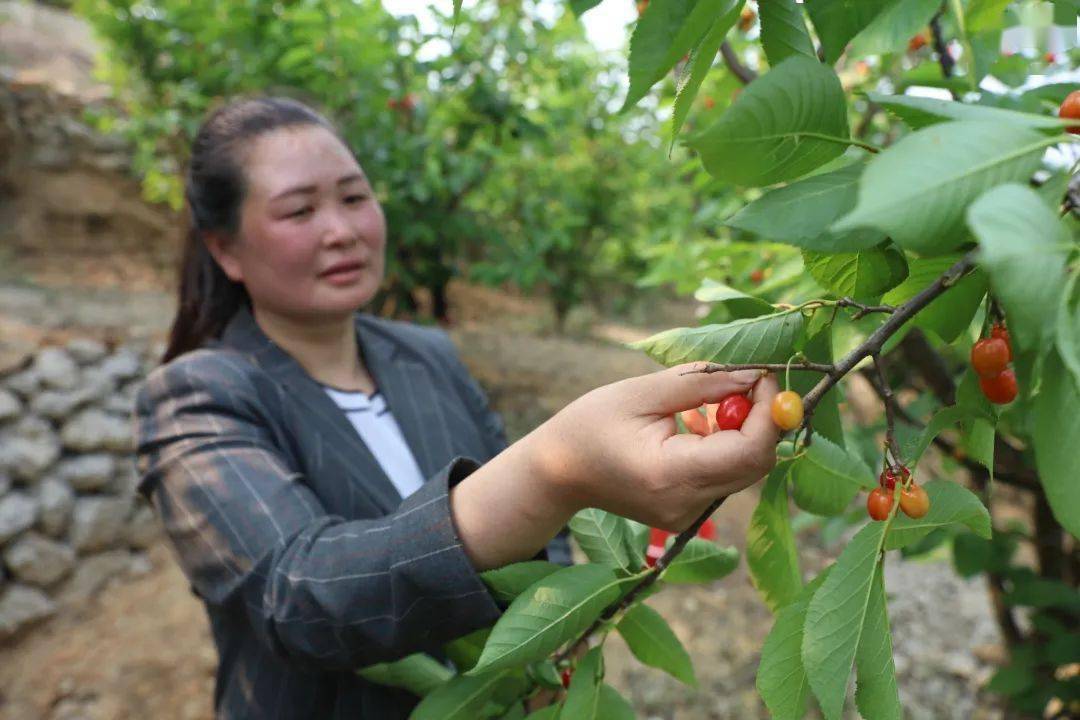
430, 330, 574, 567
132, 351, 502, 672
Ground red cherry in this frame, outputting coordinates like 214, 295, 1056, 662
899, 483, 930, 519
908, 34, 927, 52
704, 96, 716, 109
990, 324, 1012, 361
749, 268, 765, 284
714, 393, 753, 431
1045, 52, 1056, 64
867, 488, 893, 521
971, 337, 1010, 379
1059, 90, 1080, 135
980, 369, 1018, 404
697, 517, 716, 541
561, 668, 573, 689
645, 527, 671, 568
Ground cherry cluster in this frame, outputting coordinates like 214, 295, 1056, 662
972, 323, 1016, 404
866, 465, 929, 522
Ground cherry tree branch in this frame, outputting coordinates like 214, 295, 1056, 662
720, 41, 756, 85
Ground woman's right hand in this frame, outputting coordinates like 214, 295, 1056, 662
528, 363, 781, 532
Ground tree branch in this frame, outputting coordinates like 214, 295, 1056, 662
720, 41, 756, 85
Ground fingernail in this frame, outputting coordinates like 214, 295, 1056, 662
731, 369, 763, 384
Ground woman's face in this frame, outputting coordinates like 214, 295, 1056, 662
209, 124, 387, 323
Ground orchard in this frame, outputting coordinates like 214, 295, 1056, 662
75, 0, 1078, 716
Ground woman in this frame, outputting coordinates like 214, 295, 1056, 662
132, 95, 780, 719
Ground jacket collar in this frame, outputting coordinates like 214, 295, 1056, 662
215, 303, 422, 513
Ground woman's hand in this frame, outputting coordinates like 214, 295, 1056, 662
529, 363, 780, 532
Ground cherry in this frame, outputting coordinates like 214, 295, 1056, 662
990, 323, 1012, 361
1059, 90, 1080, 135
560, 668, 573, 689
971, 337, 1010, 379
879, 466, 908, 490
749, 268, 765, 284
738, 7, 756, 31
980, 369, 1018, 404
867, 487, 894, 521
714, 393, 753, 431
697, 517, 716, 541
908, 34, 927, 52
1044, 52, 1056, 64
899, 483, 930, 519
636, 0, 648, 16
704, 96, 716, 110
770, 391, 804, 431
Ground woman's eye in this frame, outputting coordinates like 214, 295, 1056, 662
288, 207, 312, 218
345, 195, 366, 204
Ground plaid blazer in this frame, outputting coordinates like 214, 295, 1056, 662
132, 303, 572, 719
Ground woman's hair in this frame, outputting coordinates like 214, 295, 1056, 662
160, 95, 347, 365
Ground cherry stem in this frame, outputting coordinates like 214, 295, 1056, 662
872, 353, 905, 471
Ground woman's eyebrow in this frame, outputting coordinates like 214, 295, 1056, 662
271, 173, 366, 201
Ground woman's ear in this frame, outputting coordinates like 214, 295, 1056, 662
203, 230, 244, 283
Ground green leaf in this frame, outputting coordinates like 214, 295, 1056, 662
688, 55, 850, 186
623, 0, 741, 111
848, 0, 940, 56
833, 121, 1054, 255
411, 669, 527, 720
881, 256, 989, 343
616, 602, 697, 686
726, 162, 885, 252
802, 521, 888, 720
1057, 273, 1080, 390
629, 311, 804, 366
1002, 569, 1080, 610
470, 565, 631, 675
904, 405, 981, 466
660, 538, 739, 584
623, 519, 650, 568
480, 561, 563, 605
802, 245, 909, 301
967, 0, 1014, 32
747, 466, 803, 612
885, 480, 991, 551
444, 628, 491, 674
670, 2, 743, 146
790, 435, 876, 516
853, 565, 901, 720
694, 278, 774, 317
569, 508, 636, 575
596, 684, 636, 719
527, 659, 563, 690
756, 571, 831, 720
867, 92, 1072, 132
967, 183, 1070, 353
758, 0, 816, 65
523, 706, 560, 720
560, 645, 603, 718
569, 0, 604, 16
356, 653, 454, 697
1032, 352, 1080, 539
803, 0, 895, 63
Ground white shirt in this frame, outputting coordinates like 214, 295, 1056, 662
321, 384, 426, 500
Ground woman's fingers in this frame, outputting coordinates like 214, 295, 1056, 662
634, 362, 765, 417
680, 407, 710, 436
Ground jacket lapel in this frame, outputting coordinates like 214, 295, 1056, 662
217, 304, 403, 514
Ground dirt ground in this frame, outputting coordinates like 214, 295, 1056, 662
0, 259, 1011, 719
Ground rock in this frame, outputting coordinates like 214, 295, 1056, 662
65, 338, 108, 364
108, 458, 138, 497
0, 434, 62, 483
0, 584, 56, 638
30, 369, 114, 420
103, 392, 135, 416
56, 550, 131, 603
0, 492, 38, 544
36, 478, 75, 538
125, 504, 158, 549
3, 367, 40, 398
0, 472, 10, 497
60, 408, 133, 453
33, 347, 81, 391
3, 532, 75, 586
55, 453, 115, 492
69, 495, 131, 553
14, 414, 54, 440
0, 388, 21, 422
97, 349, 141, 384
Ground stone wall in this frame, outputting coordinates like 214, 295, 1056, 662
0, 337, 163, 642
0, 71, 181, 288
